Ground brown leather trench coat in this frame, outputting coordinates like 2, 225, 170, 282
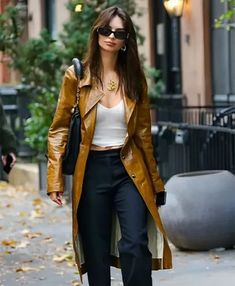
47, 66, 172, 278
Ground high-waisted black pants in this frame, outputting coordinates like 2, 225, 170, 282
77, 149, 152, 286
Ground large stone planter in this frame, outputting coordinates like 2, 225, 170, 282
160, 170, 235, 250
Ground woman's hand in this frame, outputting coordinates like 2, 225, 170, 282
49, 192, 63, 206
2, 152, 17, 168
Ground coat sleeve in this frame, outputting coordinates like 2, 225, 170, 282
133, 86, 166, 205
47, 66, 77, 194
0, 100, 17, 155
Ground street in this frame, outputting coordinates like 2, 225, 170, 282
0, 181, 234, 286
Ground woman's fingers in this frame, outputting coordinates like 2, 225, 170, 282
49, 192, 63, 206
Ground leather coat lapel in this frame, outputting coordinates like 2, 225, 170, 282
79, 67, 104, 119
79, 88, 104, 138
84, 89, 104, 118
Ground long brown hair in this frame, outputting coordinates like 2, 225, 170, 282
83, 6, 147, 102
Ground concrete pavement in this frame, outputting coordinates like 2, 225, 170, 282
0, 180, 234, 286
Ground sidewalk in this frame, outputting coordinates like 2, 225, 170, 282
0, 180, 234, 286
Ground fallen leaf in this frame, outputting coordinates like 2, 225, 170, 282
53, 254, 74, 263
16, 266, 38, 272
42, 236, 53, 243
64, 241, 73, 247
19, 211, 29, 217
32, 198, 43, 206
72, 280, 80, 286
4, 251, 12, 255
2, 239, 17, 247
24, 232, 42, 239
64, 241, 73, 251
67, 261, 76, 267
31, 209, 44, 218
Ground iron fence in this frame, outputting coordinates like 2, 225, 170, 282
0, 85, 34, 158
152, 105, 235, 181
152, 104, 235, 127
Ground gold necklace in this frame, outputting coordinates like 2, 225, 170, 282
106, 79, 117, 92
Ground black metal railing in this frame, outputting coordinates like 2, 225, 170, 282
152, 105, 235, 127
152, 105, 235, 181
0, 85, 34, 157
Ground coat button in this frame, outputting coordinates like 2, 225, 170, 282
131, 174, 136, 179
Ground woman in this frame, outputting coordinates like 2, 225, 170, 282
47, 6, 172, 286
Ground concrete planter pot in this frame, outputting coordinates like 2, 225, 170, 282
160, 170, 235, 250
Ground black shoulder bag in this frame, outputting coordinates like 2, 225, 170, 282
62, 58, 83, 175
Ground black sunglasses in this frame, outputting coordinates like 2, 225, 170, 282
97, 27, 129, 40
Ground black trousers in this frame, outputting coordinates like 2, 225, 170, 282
77, 149, 152, 286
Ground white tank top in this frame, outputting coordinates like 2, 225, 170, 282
92, 99, 127, 147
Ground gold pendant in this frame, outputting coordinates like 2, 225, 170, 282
107, 79, 117, 92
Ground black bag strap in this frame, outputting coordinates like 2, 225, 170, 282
72, 58, 83, 79
72, 58, 83, 107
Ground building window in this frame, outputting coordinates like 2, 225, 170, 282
45, 0, 57, 40
211, 0, 235, 104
